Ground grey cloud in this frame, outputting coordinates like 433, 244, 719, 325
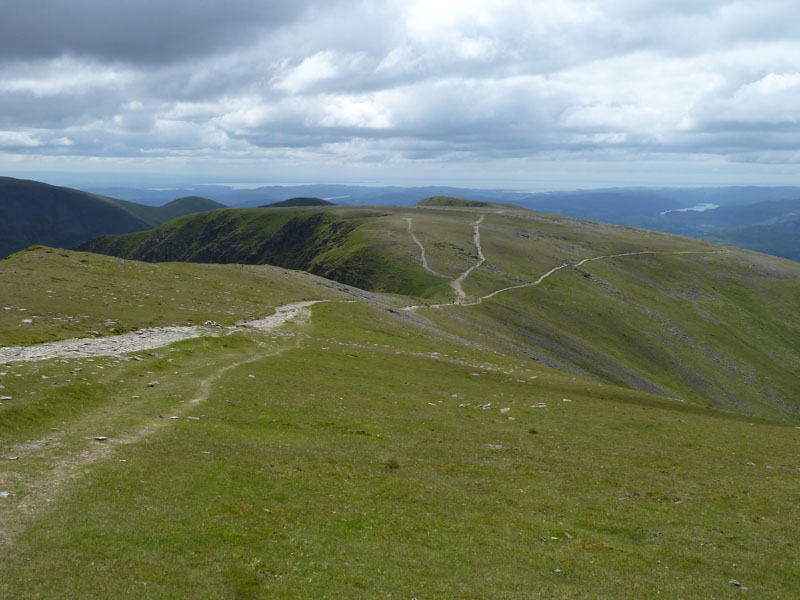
0, 0, 319, 63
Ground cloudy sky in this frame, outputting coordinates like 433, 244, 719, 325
2, 0, 800, 188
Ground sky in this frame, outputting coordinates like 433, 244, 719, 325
1, 0, 800, 189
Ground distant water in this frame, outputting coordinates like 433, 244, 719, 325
659, 203, 719, 216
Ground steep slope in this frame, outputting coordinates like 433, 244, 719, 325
78, 207, 449, 296
76, 200, 800, 421
0, 177, 224, 258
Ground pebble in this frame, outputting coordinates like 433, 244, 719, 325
147, 381, 159, 387
94, 436, 108, 441
500, 407, 511, 414
0, 491, 11, 498
0, 396, 12, 401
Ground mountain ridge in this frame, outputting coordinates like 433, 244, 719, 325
0, 177, 225, 258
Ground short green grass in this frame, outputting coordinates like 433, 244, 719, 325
2, 300, 799, 598
0, 247, 349, 346
2, 204, 800, 598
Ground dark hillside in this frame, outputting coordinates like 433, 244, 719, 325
0, 177, 226, 258
0, 177, 150, 258
705, 215, 800, 261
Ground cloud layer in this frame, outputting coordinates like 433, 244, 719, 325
2, 0, 800, 183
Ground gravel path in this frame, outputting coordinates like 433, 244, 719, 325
404, 249, 725, 310
450, 215, 486, 302
0, 301, 323, 363
405, 217, 446, 278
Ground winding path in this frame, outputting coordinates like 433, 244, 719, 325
403, 210, 724, 309
405, 218, 446, 278
483, 250, 721, 300
450, 215, 486, 303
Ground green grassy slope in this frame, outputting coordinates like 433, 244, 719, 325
1, 252, 799, 598
78, 207, 450, 297
0, 177, 225, 258
76, 201, 800, 420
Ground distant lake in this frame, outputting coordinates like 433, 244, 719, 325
659, 203, 719, 216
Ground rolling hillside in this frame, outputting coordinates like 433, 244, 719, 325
0, 177, 224, 258
77, 200, 800, 422
1, 242, 799, 598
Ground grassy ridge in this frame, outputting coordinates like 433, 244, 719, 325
79, 208, 450, 298
0, 247, 352, 346
75, 203, 800, 420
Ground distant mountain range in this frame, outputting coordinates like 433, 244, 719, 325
0, 177, 225, 258
85, 182, 800, 261
2, 176, 798, 261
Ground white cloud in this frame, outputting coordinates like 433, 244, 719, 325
317, 95, 394, 129
0, 131, 41, 147
273, 51, 339, 94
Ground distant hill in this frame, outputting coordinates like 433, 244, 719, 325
704, 215, 800, 261
261, 197, 333, 208
0, 177, 224, 258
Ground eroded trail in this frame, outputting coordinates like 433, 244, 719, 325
0, 301, 322, 363
404, 248, 724, 310
0, 301, 324, 548
483, 250, 723, 299
405, 217, 446, 278
450, 215, 486, 302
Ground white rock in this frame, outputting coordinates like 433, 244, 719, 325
500, 407, 511, 414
